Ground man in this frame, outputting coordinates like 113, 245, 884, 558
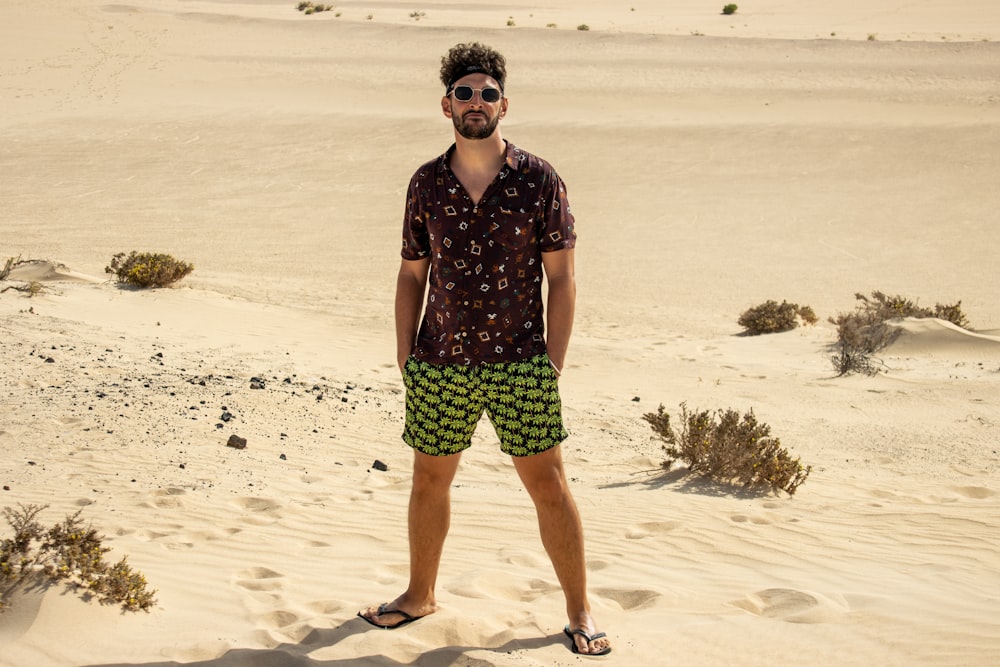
359, 42, 610, 657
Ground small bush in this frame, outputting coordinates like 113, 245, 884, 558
644, 404, 811, 495
297, 2, 333, 13
829, 335, 884, 376
1, 504, 156, 612
738, 300, 817, 335
577, 24, 590, 31
722, 4, 738, 15
828, 291, 969, 376
105, 251, 193, 288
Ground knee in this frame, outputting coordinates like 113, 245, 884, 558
523, 468, 572, 507
412, 468, 451, 494
411, 454, 460, 493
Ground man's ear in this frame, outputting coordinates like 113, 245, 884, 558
441, 96, 454, 118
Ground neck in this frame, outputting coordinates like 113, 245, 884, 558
452, 132, 506, 173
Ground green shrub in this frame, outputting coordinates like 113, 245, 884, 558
577, 24, 590, 31
722, 4, 738, 15
1, 504, 156, 612
644, 404, 811, 495
738, 300, 818, 335
828, 291, 969, 376
105, 251, 193, 288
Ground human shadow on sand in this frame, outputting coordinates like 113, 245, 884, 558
83, 620, 567, 667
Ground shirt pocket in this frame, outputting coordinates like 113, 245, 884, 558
489, 213, 537, 253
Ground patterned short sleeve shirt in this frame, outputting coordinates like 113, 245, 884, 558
401, 141, 576, 366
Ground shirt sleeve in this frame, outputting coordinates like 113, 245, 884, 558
400, 171, 430, 260
538, 169, 577, 252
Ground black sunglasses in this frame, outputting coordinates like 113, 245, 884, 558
450, 85, 502, 104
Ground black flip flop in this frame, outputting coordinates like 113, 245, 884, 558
564, 625, 612, 656
357, 603, 425, 629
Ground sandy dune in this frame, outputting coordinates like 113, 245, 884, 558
2, 1, 999, 665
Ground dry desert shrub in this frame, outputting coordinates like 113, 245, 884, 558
105, 251, 193, 288
0, 256, 43, 297
1, 504, 156, 612
0, 255, 18, 280
829, 290, 969, 376
738, 299, 818, 335
297, 1, 333, 13
644, 404, 811, 496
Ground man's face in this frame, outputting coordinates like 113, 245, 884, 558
443, 73, 507, 140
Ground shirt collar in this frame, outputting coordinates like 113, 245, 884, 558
440, 140, 520, 172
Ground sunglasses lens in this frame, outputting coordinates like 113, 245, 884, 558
452, 86, 502, 103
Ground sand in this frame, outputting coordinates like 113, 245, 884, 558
2, 1, 999, 665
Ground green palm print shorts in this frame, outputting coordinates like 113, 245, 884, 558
402, 354, 568, 457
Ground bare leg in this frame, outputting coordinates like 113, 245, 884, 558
512, 446, 611, 655
359, 450, 462, 627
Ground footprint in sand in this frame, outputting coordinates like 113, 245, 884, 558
251, 596, 318, 644
592, 587, 660, 611
730, 514, 773, 525
235, 497, 282, 512
148, 487, 187, 509
587, 558, 612, 572
307, 600, 346, 615
232, 497, 283, 525
234, 566, 285, 594
447, 574, 559, 603
731, 588, 847, 623
625, 520, 681, 539
950, 486, 994, 499
260, 609, 302, 631
136, 529, 171, 541
233, 567, 300, 639
500, 549, 546, 568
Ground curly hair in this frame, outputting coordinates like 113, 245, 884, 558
439, 42, 507, 92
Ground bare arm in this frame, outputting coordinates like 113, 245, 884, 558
541, 248, 576, 374
395, 257, 430, 371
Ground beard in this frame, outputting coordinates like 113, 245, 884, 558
453, 109, 501, 140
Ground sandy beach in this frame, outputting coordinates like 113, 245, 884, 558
2, 1, 1000, 665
